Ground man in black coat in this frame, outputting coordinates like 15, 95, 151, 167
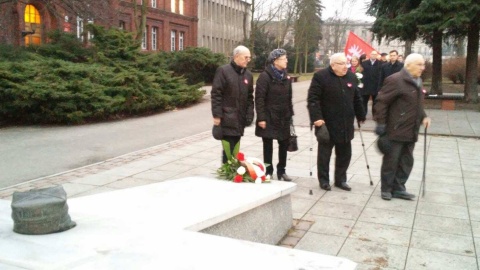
378, 50, 404, 90
211, 45, 254, 163
374, 53, 431, 201
361, 50, 382, 116
307, 53, 365, 191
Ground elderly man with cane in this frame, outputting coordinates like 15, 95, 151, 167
307, 53, 365, 191
374, 53, 431, 201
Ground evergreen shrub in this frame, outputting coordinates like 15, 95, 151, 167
166, 47, 227, 84
0, 26, 204, 125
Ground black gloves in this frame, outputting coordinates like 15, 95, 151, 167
357, 116, 366, 123
246, 118, 253, 126
375, 124, 386, 136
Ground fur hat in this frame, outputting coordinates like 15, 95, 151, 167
377, 134, 392, 154
212, 125, 223, 140
315, 125, 330, 144
267, 48, 287, 63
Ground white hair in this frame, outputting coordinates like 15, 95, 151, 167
233, 45, 250, 56
329, 53, 346, 65
404, 53, 424, 66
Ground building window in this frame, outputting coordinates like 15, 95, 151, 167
76, 17, 83, 39
171, 0, 176, 12
76, 17, 93, 41
151, 0, 157, 8
24, 4, 41, 45
142, 26, 147, 50
179, 0, 184, 14
179, 32, 184, 51
119, 20, 126, 30
151, 27, 158, 51
171, 30, 176, 51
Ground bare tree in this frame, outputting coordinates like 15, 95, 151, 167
320, 0, 358, 55
248, 0, 285, 53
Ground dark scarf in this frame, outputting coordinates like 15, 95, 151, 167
230, 61, 246, 74
270, 64, 285, 80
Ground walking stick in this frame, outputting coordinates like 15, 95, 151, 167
309, 124, 314, 195
357, 121, 373, 186
422, 126, 428, 197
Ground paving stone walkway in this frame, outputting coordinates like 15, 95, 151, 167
1, 117, 480, 269
1, 81, 480, 269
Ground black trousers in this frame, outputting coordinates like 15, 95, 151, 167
317, 141, 352, 185
221, 135, 241, 164
362, 94, 377, 115
262, 138, 289, 176
380, 140, 415, 193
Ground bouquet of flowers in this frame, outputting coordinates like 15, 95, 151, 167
216, 141, 270, 183
355, 72, 364, 88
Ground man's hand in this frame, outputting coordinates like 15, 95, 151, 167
258, 121, 266, 129
314, 120, 325, 127
213, 117, 221, 126
375, 124, 386, 135
423, 117, 431, 128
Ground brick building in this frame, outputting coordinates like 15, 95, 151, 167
0, 0, 197, 51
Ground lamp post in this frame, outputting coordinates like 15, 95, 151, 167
22, 24, 37, 37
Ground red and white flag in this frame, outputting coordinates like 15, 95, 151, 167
344, 31, 376, 60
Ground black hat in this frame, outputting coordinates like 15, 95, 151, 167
212, 125, 223, 140
267, 48, 287, 63
381, 53, 387, 56
315, 125, 330, 144
377, 134, 391, 154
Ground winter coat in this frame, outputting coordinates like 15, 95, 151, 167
307, 67, 365, 144
374, 69, 427, 142
254, 66, 294, 140
211, 61, 254, 137
360, 60, 382, 95
378, 61, 404, 90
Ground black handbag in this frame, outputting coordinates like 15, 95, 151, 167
287, 121, 298, 152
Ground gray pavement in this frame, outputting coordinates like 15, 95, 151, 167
1, 81, 480, 269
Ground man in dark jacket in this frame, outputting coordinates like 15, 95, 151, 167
361, 50, 382, 116
307, 53, 365, 191
378, 50, 404, 90
374, 53, 431, 201
211, 45, 254, 163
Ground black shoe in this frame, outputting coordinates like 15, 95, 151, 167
392, 191, 415, 200
320, 183, 331, 191
278, 174, 292, 182
334, 182, 351, 191
381, 192, 392, 200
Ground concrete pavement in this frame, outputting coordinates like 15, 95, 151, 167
1, 81, 480, 269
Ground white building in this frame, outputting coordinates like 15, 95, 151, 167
197, 0, 251, 55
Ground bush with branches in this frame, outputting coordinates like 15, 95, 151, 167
0, 25, 208, 125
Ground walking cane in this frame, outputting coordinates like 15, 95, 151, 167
357, 121, 374, 186
309, 124, 314, 195
422, 127, 428, 197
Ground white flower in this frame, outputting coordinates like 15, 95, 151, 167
255, 178, 262, 184
237, 166, 246, 175
356, 73, 363, 79
358, 83, 364, 88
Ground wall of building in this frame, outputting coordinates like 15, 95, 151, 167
197, 0, 250, 56
0, 0, 197, 52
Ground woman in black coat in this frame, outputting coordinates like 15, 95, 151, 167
255, 49, 294, 181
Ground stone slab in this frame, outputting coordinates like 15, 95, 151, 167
0, 177, 356, 269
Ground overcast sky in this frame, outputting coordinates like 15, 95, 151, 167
321, 0, 375, 22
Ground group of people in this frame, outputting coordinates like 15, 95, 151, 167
211, 45, 431, 201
